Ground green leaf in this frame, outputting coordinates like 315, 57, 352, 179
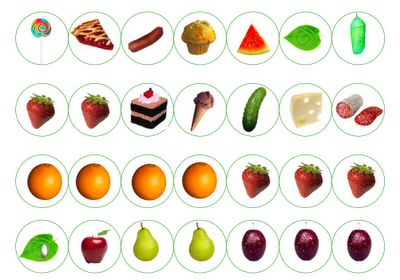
284, 25, 321, 51
20, 234, 58, 262
98, 230, 110, 236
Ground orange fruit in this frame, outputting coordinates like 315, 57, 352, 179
27, 163, 62, 200
182, 162, 217, 199
76, 163, 110, 200
132, 164, 167, 200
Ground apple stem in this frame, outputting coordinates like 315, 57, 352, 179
196, 222, 199, 230
305, 221, 308, 229
252, 222, 254, 229
141, 222, 144, 230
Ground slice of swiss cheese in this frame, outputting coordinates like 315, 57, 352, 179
290, 92, 322, 128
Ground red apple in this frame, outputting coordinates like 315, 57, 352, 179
81, 230, 110, 263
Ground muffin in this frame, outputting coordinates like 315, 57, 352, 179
181, 20, 216, 55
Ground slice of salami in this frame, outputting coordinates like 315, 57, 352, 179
336, 94, 363, 119
355, 106, 383, 126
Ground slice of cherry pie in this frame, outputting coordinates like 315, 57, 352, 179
71, 19, 114, 50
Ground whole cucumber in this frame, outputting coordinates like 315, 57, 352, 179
350, 14, 366, 55
242, 87, 267, 132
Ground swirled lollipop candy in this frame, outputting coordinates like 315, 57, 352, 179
31, 18, 51, 38
31, 18, 51, 63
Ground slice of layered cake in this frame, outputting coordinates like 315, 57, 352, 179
131, 88, 168, 129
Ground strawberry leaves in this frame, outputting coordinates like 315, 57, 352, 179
351, 163, 375, 175
85, 94, 109, 105
298, 163, 322, 174
30, 94, 54, 105
246, 163, 269, 175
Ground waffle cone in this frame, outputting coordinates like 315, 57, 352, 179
191, 105, 208, 131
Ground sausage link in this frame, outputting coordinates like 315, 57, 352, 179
128, 27, 163, 52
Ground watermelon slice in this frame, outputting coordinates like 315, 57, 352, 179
237, 24, 270, 55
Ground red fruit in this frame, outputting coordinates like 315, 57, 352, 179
26, 94, 55, 129
347, 229, 372, 261
295, 163, 323, 198
242, 163, 270, 198
81, 94, 110, 129
143, 88, 154, 99
347, 163, 375, 198
294, 228, 319, 261
81, 230, 109, 264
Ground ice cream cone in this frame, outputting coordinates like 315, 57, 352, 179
191, 104, 208, 131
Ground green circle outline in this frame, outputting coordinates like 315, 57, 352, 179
121, 219, 174, 273
279, 154, 332, 208
332, 11, 386, 65
15, 154, 69, 208
15, 11, 69, 65
226, 11, 280, 65
120, 154, 175, 208
15, 219, 69, 273
331, 83, 385, 137
15, 83, 69, 137
173, 11, 227, 66
173, 219, 227, 273
121, 11, 174, 65
331, 154, 385, 208
226, 83, 280, 137
174, 83, 226, 137
226, 154, 280, 208
68, 154, 122, 208
121, 83, 174, 137
279, 219, 332, 273
68, 83, 121, 137
68, 219, 121, 273
173, 154, 227, 208
68, 11, 121, 65
279, 11, 332, 65
226, 219, 280, 273
279, 83, 332, 137
331, 219, 385, 273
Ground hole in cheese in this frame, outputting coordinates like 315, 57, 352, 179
309, 109, 315, 115
304, 98, 310, 103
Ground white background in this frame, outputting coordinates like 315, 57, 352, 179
4, 0, 395, 279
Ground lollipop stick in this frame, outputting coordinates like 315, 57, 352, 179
40, 37, 43, 64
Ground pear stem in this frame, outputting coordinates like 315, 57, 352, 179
196, 222, 199, 230
141, 222, 144, 230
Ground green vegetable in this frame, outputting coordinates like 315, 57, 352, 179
284, 25, 321, 51
20, 234, 58, 262
350, 14, 366, 55
242, 87, 267, 132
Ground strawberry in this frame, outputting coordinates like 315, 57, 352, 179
347, 163, 375, 198
294, 163, 323, 198
26, 94, 55, 129
242, 163, 270, 198
81, 94, 110, 129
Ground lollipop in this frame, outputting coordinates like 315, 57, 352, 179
31, 18, 51, 63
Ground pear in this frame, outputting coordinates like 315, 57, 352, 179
133, 223, 159, 261
189, 222, 215, 261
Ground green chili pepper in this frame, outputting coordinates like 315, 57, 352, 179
350, 14, 366, 55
